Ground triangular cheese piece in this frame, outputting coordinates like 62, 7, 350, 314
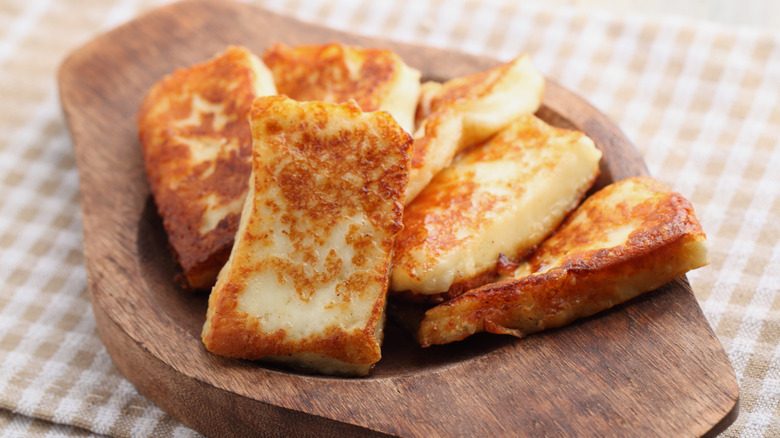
418, 176, 709, 346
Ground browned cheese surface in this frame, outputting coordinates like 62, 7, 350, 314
137, 46, 274, 289
264, 42, 393, 110
202, 96, 412, 375
393, 115, 601, 300
406, 54, 544, 202
419, 176, 710, 346
59, 1, 737, 432
262, 42, 420, 132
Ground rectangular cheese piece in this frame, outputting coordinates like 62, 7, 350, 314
418, 176, 710, 346
406, 54, 544, 203
138, 46, 276, 290
202, 96, 412, 376
262, 42, 421, 133
392, 115, 601, 298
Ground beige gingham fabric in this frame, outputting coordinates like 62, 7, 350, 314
0, 0, 778, 436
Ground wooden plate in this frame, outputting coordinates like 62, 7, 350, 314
58, 0, 739, 436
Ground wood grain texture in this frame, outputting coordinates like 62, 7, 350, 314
58, 0, 739, 436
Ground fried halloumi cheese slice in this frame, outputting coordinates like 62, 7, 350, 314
201, 96, 412, 376
138, 46, 276, 290
392, 115, 601, 298
261, 42, 420, 133
418, 176, 709, 346
405, 54, 544, 203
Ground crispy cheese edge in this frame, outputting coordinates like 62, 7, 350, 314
391, 115, 602, 297
405, 54, 545, 204
137, 46, 276, 290
262, 42, 421, 133
202, 96, 412, 375
418, 176, 710, 346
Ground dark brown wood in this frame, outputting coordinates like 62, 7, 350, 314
58, 0, 739, 436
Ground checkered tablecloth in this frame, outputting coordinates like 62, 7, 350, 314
0, 0, 778, 436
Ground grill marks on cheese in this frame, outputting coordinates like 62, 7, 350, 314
262, 42, 420, 133
138, 46, 276, 290
202, 96, 412, 376
392, 115, 602, 297
418, 177, 710, 346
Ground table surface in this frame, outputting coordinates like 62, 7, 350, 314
551, 0, 780, 30
1, 0, 778, 436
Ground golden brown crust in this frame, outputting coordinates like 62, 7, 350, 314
401, 116, 587, 264
261, 42, 420, 134
415, 63, 506, 125
405, 54, 544, 203
527, 177, 704, 273
263, 42, 391, 110
203, 281, 383, 364
138, 46, 272, 290
392, 115, 601, 297
418, 176, 709, 346
202, 96, 413, 374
